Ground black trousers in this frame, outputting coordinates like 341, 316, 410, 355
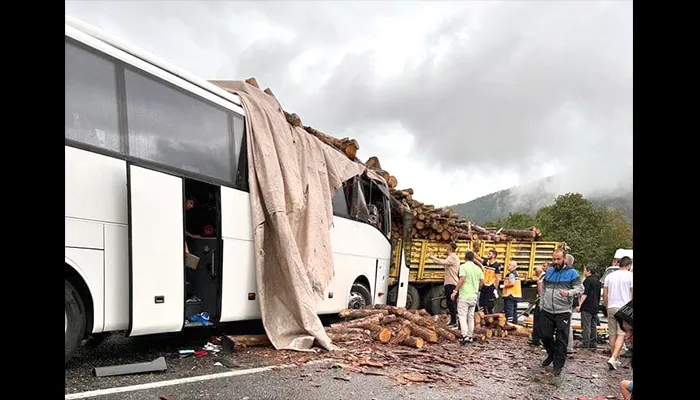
540, 310, 571, 370
531, 305, 542, 343
444, 284, 458, 325
581, 310, 597, 346
479, 285, 495, 314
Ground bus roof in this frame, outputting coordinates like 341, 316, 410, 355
65, 14, 244, 111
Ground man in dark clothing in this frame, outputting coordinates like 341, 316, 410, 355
476, 249, 501, 314
576, 264, 600, 349
528, 264, 547, 346
539, 249, 584, 376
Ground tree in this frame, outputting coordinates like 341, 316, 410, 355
485, 213, 536, 229
535, 193, 633, 269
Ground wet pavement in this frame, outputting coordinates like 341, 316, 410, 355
65, 319, 631, 400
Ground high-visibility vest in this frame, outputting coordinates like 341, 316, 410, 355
503, 272, 522, 299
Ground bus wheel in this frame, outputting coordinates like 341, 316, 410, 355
65, 279, 86, 365
406, 285, 420, 310
348, 283, 372, 309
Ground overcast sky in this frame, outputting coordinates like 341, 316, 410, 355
65, 0, 633, 206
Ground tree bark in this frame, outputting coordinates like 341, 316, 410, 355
401, 336, 425, 349
339, 308, 388, 319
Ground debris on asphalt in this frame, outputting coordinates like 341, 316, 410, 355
93, 356, 167, 377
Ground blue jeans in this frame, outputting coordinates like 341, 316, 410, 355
504, 296, 518, 322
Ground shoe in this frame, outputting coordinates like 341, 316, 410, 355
528, 340, 542, 347
588, 343, 598, 350
186, 296, 202, 303
448, 323, 458, 329
607, 357, 620, 370
620, 349, 633, 358
459, 336, 472, 345
567, 349, 574, 355
576, 342, 589, 349
541, 355, 553, 367
553, 367, 562, 376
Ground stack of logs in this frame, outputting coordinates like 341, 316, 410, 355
328, 306, 532, 347
223, 306, 532, 350
390, 188, 541, 243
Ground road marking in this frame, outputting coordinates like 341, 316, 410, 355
65, 358, 333, 399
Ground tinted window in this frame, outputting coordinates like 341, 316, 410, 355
125, 69, 234, 183
332, 185, 350, 218
65, 41, 121, 152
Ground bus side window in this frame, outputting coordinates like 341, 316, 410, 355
65, 41, 121, 153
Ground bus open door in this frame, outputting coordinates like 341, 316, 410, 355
126, 163, 185, 336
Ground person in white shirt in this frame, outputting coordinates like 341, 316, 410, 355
603, 256, 633, 370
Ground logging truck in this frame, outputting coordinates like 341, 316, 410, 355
387, 238, 564, 314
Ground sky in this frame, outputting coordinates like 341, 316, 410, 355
65, 0, 633, 207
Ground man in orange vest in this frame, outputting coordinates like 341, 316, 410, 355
503, 260, 522, 323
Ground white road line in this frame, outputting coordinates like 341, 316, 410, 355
65, 358, 333, 399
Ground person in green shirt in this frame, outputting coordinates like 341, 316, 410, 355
451, 250, 485, 344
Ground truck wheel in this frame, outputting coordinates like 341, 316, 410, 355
348, 283, 372, 309
425, 285, 447, 315
65, 279, 86, 365
406, 285, 420, 310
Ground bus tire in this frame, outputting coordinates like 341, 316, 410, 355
406, 284, 420, 310
65, 279, 86, 365
348, 283, 372, 309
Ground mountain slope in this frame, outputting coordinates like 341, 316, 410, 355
450, 177, 633, 225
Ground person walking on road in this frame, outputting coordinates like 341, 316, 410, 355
604, 256, 633, 370
428, 242, 461, 328
451, 250, 484, 344
576, 264, 600, 349
476, 249, 501, 314
539, 249, 584, 376
502, 260, 522, 323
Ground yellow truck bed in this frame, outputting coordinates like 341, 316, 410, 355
390, 239, 563, 285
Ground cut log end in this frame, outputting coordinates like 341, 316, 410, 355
373, 328, 393, 344
245, 77, 260, 88
402, 336, 424, 349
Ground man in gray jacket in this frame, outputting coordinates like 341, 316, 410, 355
538, 249, 584, 376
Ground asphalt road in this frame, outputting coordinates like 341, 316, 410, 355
66, 318, 629, 400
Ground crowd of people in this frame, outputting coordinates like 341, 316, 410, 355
430, 246, 633, 399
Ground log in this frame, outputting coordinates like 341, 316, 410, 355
224, 334, 270, 348
284, 111, 302, 127
380, 314, 398, 325
387, 176, 398, 189
474, 334, 487, 342
390, 326, 412, 345
245, 77, 260, 88
417, 309, 431, 318
505, 322, 533, 337
484, 313, 507, 328
401, 336, 425, 349
331, 314, 382, 329
263, 87, 276, 98
325, 327, 367, 335
365, 156, 382, 170
340, 138, 359, 160
339, 308, 388, 319
500, 228, 536, 239
389, 307, 435, 330
370, 327, 393, 343
409, 324, 439, 343
327, 332, 368, 343
473, 327, 493, 338
435, 326, 457, 341
441, 231, 451, 241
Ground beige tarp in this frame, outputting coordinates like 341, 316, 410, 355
221, 81, 365, 351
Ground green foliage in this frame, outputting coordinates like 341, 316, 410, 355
488, 213, 537, 230
535, 193, 633, 269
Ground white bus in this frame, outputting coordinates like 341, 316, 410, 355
64, 15, 395, 363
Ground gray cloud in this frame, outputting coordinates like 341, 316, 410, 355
66, 0, 633, 203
